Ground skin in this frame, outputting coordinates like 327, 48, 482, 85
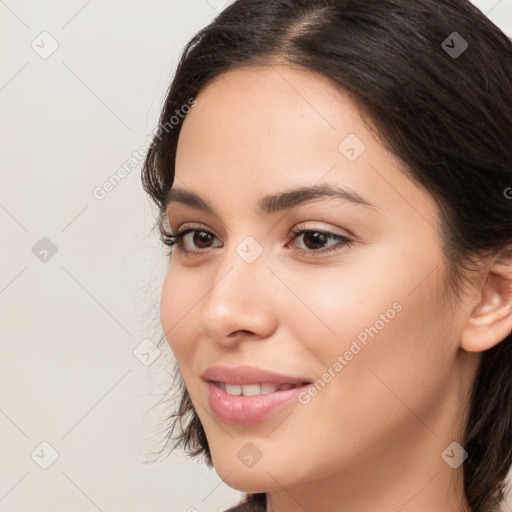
160, 65, 512, 512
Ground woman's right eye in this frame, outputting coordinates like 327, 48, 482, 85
162, 228, 222, 256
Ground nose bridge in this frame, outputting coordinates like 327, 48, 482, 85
207, 234, 269, 306
198, 235, 275, 342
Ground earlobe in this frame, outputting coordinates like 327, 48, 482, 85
460, 255, 512, 353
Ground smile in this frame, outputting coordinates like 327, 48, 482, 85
213, 381, 309, 396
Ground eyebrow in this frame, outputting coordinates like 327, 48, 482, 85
165, 183, 375, 215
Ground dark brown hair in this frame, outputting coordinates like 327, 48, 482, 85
141, 1, 512, 510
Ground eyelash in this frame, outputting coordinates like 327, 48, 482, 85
161, 224, 353, 258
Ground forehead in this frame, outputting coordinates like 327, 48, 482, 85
174, 65, 438, 229
176, 65, 369, 186
177, 64, 369, 164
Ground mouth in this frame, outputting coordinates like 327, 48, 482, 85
201, 365, 313, 424
205, 380, 313, 425
209, 380, 311, 396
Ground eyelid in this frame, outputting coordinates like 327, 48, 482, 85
289, 222, 351, 240
172, 221, 220, 238
168, 219, 349, 240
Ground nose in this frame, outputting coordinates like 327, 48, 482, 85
198, 241, 278, 348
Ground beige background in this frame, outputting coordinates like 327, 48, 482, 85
1, 1, 511, 511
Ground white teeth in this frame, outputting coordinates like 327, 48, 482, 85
240, 384, 261, 396
225, 384, 242, 395
220, 382, 300, 396
260, 383, 278, 394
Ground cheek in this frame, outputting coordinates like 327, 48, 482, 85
274, 270, 449, 470
283, 245, 449, 408
295, 241, 444, 346
280, 253, 407, 356
160, 266, 199, 361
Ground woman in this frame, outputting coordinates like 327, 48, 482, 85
141, 1, 512, 511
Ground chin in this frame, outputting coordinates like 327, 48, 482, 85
216, 470, 273, 494
210, 454, 278, 493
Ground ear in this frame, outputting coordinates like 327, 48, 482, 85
460, 249, 512, 353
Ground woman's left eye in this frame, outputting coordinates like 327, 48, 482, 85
288, 228, 353, 256
162, 225, 353, 257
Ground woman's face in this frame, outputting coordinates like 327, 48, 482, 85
160, 65, 474, 503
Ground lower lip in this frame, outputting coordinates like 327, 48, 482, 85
206, 381, 309, 425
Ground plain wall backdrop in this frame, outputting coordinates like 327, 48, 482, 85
1, 1, 511, 511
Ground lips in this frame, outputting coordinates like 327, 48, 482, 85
202, 365, 313, 424
201, 364, 311, 386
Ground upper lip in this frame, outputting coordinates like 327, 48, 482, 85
202, 365, 311, 386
